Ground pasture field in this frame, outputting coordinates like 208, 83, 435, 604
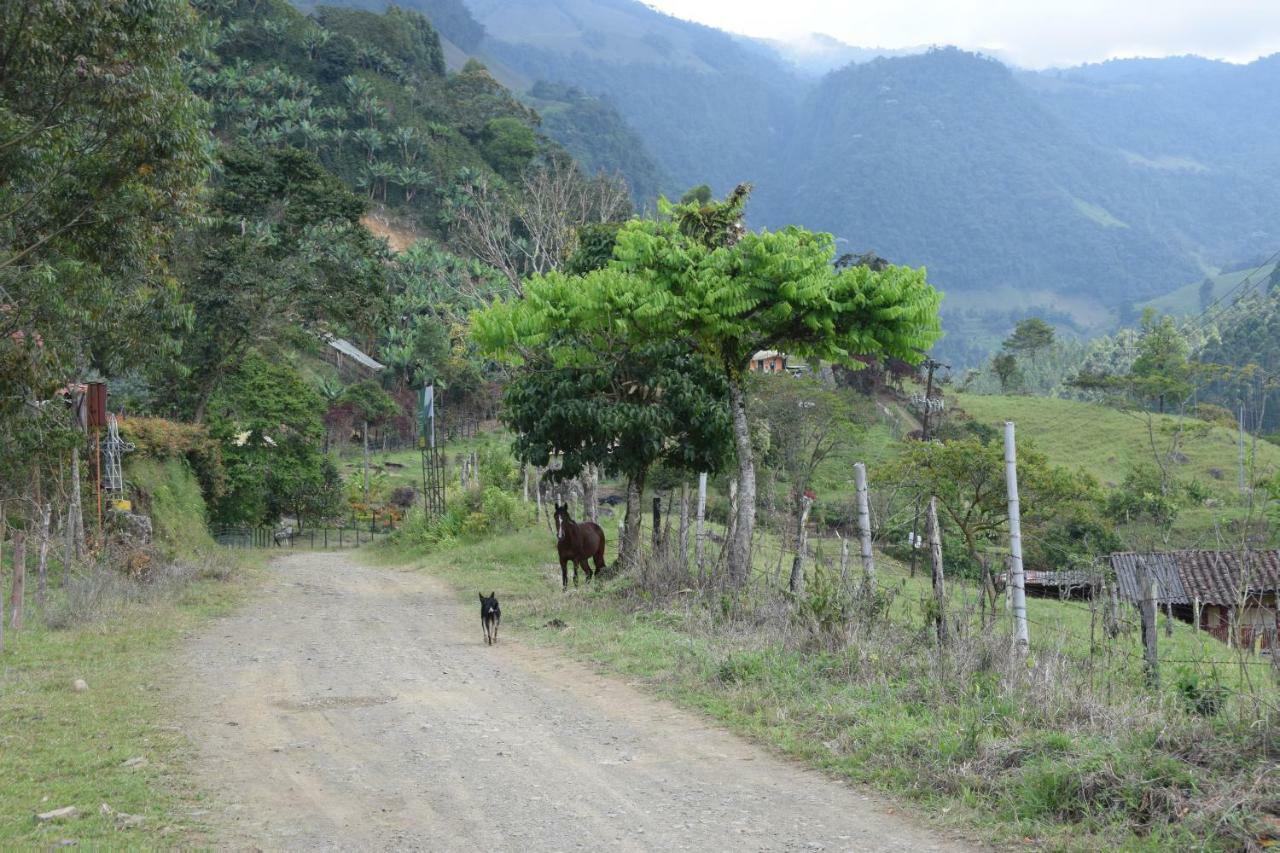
955, 392, 1280, 548
387, 518, 1278, 851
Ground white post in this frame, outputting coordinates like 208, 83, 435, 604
694, 472, 708, 573
854, 462, 875, 593
1004, 421, 1029, 648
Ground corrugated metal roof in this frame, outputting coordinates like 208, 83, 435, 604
1109, 552, 1189, 604
1109, 550, 1280, 606
327, 337, 384, 371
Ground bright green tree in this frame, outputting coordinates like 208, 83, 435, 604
614, 189, 941, 585
477, 187, 941, 585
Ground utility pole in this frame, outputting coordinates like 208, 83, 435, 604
854, 462, 875, 594
909, 356, 949, 577
1004, 421, 1029, 649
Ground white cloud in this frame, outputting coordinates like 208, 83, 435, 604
645, 0, 1280, 68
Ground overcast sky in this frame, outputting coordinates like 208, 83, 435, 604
643, 0, 1280, 68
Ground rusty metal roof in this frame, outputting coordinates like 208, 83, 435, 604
1109, 550, 1280, 606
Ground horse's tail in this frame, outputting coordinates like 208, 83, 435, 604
593, 527, 606, 570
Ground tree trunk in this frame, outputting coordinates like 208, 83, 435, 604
37, 503, 51, 609
582, 464, 598, 522
10, 531, 26, 631
726, 378, 755, 587
619, 473, 645, 571
787, 495, 813, 595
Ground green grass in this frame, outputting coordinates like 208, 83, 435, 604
955, 392, 1280, 494
384, 518, 1277, 851
1140, 261, 1277, 318
126, 458, 215, 556
955, 393, 1280, 545
0, 553, 265, 847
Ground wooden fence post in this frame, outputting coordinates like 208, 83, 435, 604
854, 462, 875, 595
927, 496, 946, 646
651, 497, 662, 556
37, 503, 50, 609
9, 530, 26, 631
1138, 562, 1159, 688
678, 481, 690, 566
837, 532, 850, 589
70, 446, 86, 559
1004, 422, 1029, 649
788, 495, 813, 595
694, 472, 708, 575
0, 506, 6, 653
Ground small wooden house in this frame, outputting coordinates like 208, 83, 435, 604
749, 350, 788, 374
1109, 550, 1280, 649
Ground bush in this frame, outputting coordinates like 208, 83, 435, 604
1107, 465, 1180, 526
1191, 403, 1237, 430
477, 443, 520, 492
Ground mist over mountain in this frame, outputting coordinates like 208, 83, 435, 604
302, 0, 1280, 361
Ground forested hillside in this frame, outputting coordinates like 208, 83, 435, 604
318, 0, 1280, 362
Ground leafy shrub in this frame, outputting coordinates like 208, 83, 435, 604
1107, 465, 1180, 525
1175, 669, 1228, 717
477, 443, 520, 492
1191, 403, 1237, 429
390, 486, 418, 508
119, 416, 226, 500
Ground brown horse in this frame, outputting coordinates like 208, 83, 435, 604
553, 503, 606, 590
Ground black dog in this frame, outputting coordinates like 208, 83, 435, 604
479, 591, 501, 645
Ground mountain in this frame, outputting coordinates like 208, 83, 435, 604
750, 33, 926, 76
295, 0, 1280, 365
466, 0, 804, 197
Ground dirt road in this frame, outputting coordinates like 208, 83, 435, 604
179, 552, 975, 851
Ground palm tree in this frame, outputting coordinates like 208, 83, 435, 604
371, 160, 398, 202
303, 27, 331, 60
353, 128, 383, 164
391, 126, 419, 165
399, 165, 430, 203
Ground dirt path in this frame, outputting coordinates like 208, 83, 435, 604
179, 552, 976, 851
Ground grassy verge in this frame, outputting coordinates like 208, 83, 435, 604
0, 551, 266, 847
383, 523, 1277, 851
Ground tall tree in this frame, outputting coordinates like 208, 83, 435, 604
1002, 317, 1055, 363
609, 187, 941, 586
473, 266, 733, 569
173, 146, 388, 421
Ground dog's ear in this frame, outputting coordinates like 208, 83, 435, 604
488, 591, 495, 599
479, 592, 485, 602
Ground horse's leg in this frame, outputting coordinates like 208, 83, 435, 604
572, 558, 580, 588
560, 556, 569, 591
